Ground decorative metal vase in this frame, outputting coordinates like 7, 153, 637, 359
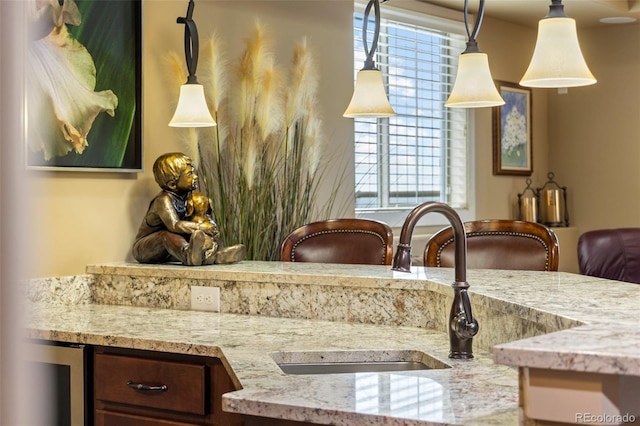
517, 178, 538, 223
537, 172, 569, 227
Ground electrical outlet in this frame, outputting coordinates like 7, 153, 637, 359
190, 286, 220, 312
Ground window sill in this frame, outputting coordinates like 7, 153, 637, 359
356, 206, 475, 228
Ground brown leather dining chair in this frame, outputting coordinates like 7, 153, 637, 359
577, 228, 640, 284
280, 218, 394, 265
424, 219, 560, 271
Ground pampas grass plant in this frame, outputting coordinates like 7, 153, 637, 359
168, 22, 341, 260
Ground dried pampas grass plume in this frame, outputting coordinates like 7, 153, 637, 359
243, 140, 257, 189
243, 21, 275, 91
200, 33, 229, 157
166, 51, 187, 108
236, 21, 275, 129
200, 33, 227, 112
286, 38, 318, 126
305, 117, 323, 177
255, 66, 284, 143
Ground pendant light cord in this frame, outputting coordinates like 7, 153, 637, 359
463, 0, 485, 53
362, 0, 381, 70
546, 0, 567, 18
177, 0, 200, 84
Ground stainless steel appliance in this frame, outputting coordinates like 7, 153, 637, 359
26, 341, 89, 426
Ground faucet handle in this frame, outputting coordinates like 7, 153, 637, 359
391, 243, 412, 272
452, 313, 479, 339
451, 287, 479, 339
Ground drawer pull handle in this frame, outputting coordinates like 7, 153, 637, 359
126, 380, 168, 392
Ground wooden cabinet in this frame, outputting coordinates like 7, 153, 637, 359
94, 347, 242, 426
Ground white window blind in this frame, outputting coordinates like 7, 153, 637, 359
353, 6, 470, 217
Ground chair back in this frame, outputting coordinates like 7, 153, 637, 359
424, 219, 559, 271
280, 218, 393, 265
577, 228, 640, 284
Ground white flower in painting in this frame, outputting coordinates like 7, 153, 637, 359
26, 0, 118, 160
501, 106, 526, 156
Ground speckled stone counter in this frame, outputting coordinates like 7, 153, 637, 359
26, 304, 519, 425
494, 322, 640, 376
25, 261, 640, 425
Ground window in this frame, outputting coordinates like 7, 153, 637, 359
353, 3, 474, 227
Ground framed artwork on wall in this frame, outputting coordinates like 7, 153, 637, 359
25, 0, 142, 172
492, 80, 532, 176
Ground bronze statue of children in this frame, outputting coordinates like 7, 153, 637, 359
132, 152, 245, 266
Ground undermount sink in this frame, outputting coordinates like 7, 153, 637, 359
271, 349, 451, 375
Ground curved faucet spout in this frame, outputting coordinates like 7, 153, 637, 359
392, 202, 466, 282
391, 202, 479, 359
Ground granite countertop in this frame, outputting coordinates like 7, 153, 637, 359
24, 261, 640, 425
84, 261, 640, 328
27, 303, 519, 425
494, 322, 640, 376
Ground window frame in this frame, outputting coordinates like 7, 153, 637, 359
352, 1, 476, 228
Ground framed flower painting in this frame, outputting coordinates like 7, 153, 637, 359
492, 81, 532, 176
25, 0, 142, 172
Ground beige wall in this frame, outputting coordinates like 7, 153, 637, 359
548, 23, 640, 233
466, 16, 549, 221
24, 1, 639, 278
29, 0, 355, 278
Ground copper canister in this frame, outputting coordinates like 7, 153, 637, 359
519, 193, 538, 223
517, 178, 538, 223
539, 187, 564, 226
537, 172, 567, 227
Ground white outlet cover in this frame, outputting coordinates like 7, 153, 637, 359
190, 286, 220, 312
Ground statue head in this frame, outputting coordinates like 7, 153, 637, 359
152, 152, 196, 192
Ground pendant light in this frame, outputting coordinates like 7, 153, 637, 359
169, 0, 216, 127
343, 0, 396, 118
445, 0, 504, 108
520, 0, 596, 88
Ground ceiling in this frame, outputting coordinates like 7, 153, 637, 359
417, 0, 640, 28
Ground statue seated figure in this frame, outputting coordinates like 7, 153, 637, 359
132, 152, 245, 266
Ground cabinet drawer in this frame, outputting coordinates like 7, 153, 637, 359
94, 353, 206, 415
95, 409, 200, 426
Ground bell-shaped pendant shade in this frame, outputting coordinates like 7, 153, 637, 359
520, 17, 596, 88
445, 52, 504, 108
169, 83, 216, 127
343, 69, 396, 118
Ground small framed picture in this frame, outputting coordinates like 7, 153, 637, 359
492, 80, 532, 176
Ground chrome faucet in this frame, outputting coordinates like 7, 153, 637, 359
392, 202, 479, 359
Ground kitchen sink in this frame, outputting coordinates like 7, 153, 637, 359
271, 349, 451, 375
277, 360, 433, 374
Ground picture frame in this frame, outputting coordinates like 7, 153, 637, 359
492, 80, 532, 176
25, 0, 142, 172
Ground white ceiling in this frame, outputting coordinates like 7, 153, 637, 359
417, 0, 640, 28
